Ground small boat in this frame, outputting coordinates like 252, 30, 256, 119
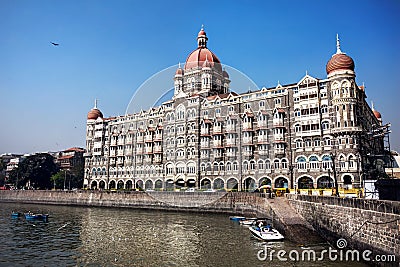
239, 218, 257, 225
229, 216, 246, 221
249, 221, 284, 241
11, 211, 22, 218
24, 212, 49, 221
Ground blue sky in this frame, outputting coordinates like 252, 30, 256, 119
1, 0, 399, 154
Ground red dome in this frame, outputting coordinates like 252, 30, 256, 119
175, 67, 184, 75
326, 53, 355, 74
223, 69, 229, 78
87, 108, 103, 120
373, 110, 382, 119
198, 29, 206, 37
185, 48, 222, 72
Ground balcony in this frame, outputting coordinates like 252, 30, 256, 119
117, 139, 125, 146
154, 134, 163, 141
136, 136, 144, 143
273, 119, 284, 127
243, 122, 253, 131
226, 139, 236, 147
274, 134, 284, 141
213, 127, 223, 135
213, 141, 223, 147
242, 137, 253, 145
200, 130, 211, 136
257, 137, 269, 144
257, 122, 268, 129
145, 135, 153, 142
225, 125, 236, 133
154, 146, 162, 153
200, 142, 210, 148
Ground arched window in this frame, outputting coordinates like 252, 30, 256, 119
297, 156, 307, 170
281, 159, 288, 169
273, 159, 280, 169
309, 156, 319, 169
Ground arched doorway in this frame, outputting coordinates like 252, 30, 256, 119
125, 180, 133, 190
99, 180, 106, 190
175, 178, 185, 189
298, 176, 314, 189
343, 175, 353, 189
259, 177, 272, 186
243, 177, 256, 192
165, 179, 174, 191
155, 179, 163, 190
136, 180, 144, 190
227, 178, 238, 191
213, 178, 224, 190
200, 178, 211, 189
317, 176, 334, 189
117, 180, 124, 190
275, 177, 288, 188
109, 180, 116, 190
145, 180, 153, 190
187, 179, 196, 188
91, 180, 98, 189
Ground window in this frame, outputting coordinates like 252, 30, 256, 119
314, 138, 321, 147
296, 139, 303, 148
273, 159, 280, 169
294, 124, 301, 133
321, 105, 328, 114
258, 160, 264, 170
275, 98, 281, 105
259, 101, 265, 108
297, 156, 307, 170
281, 159, 288, 169
215, 108, 221, 116
322, 121, 330, 130
244, 103, 251, 110
309, 156, 319, 169
294, 109, 301, 117
304, 139, 312, 147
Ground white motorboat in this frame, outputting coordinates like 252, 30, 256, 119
249, 225, 284, 241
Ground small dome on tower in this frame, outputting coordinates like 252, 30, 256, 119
326, 34, 355, 74
175, 63, 184, 76
373, 110, 382, 119
222, 69, 229, 78
87, 99, 103, 120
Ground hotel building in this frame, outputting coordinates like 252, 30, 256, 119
84, 28, 383, 191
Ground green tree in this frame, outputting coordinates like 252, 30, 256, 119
8, 153, 59, 189
50, 171, 65, 189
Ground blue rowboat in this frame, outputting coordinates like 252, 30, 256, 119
24, 212, 49, 221
11, 211, 22, 218
229, 216, 246, 221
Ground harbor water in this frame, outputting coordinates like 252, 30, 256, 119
0, 202, 367, 266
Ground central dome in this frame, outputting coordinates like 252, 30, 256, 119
184, 28, 222, 72
326, 34, 355, 75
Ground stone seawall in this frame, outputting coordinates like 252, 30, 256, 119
0, 190, 273, 217
287, 194, 400, 265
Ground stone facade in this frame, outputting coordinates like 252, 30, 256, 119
84, 29, 383, 191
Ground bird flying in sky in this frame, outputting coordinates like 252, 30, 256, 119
51, 42, 59, 46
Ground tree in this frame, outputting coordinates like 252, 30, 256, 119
50, 171, 65, 189
8, 153, 59, 189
